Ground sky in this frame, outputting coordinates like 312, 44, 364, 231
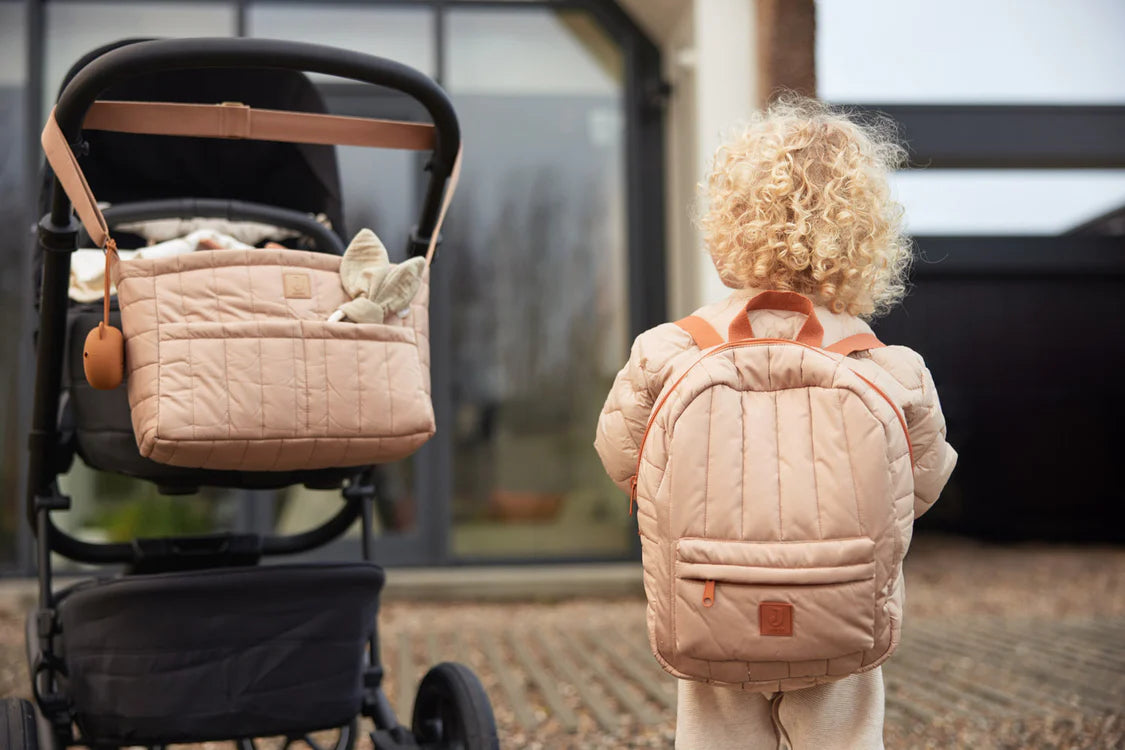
817, 0, 1125, 234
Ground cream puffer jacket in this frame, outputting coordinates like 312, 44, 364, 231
595, 289, 957, 521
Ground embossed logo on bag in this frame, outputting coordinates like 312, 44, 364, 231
283, 273, 311, 299
760, 602, 793, 636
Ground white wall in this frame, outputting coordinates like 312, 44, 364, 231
660, 0, 757, 314
692, 0, 756, 305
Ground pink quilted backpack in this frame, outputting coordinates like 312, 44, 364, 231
631, 291, 915, 692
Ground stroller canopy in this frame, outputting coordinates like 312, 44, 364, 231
42, 39, 344, 235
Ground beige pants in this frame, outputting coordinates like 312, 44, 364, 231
675, 668, 885, 749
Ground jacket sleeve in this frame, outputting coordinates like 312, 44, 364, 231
904, 362, 957, 518
595, 323, 695, 494
594, 337, 658, 494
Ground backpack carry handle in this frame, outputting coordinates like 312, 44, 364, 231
728, 291, 825, 346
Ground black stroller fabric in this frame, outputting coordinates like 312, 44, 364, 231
56, 563, 384, 744
41, 39, 344, 233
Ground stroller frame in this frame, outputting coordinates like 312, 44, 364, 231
24, 39, 478, 750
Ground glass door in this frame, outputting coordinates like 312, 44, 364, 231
442, 6, 634, 560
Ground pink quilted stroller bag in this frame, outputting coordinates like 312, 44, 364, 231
43, 100, 461, 471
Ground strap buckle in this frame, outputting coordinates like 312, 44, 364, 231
218, 101, 251, 139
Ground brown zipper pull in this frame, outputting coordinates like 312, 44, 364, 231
629, 476, 638, 516
702, 580, 716, 608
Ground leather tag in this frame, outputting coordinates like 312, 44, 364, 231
283, 273, 311, 299
760, 602, 793, 636
83, 323, 124, 390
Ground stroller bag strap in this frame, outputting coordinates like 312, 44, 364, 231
424, 144, 461, 265
42, 113, 112, 249
41, 102, 462, 266
83, 100, 438, 151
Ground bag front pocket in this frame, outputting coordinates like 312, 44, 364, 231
673, 537, 877, 663
131, 319, 435, 470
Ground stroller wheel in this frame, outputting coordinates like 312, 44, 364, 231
411, 663, 499, 750
0, 699, 39, 750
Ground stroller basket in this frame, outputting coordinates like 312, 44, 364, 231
56, 563, 384, 745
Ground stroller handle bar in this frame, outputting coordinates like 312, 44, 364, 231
48, 37, 462, 256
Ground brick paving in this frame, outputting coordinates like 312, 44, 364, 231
373, 536, 1125, 749
373, 606, 1124, 749
1, 536, 1123, 749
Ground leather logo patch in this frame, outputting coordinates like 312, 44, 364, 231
760, 602, 793, 636
283, 273, 311, 299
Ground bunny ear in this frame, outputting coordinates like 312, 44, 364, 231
340, 228, 391, 297
343, 228, 390, 264
374, 256, 426, 316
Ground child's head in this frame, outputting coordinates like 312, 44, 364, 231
701, 96, 911, 319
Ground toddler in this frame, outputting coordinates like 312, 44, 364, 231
595, 97, 956, 749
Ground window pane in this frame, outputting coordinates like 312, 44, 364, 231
249, 4, 435, 253
56, 464, 242, 547
247, 4, 436, 78
248, 4, 438, 541
0, 1, 27, 569
817, 0, 1125, 104
445, 8, 632, 559
446, 9, 621, 96
44, 1, 236, 112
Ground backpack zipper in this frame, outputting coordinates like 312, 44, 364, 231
702, 580, 716, 608
628, 338, 914, 514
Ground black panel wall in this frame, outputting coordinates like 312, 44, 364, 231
872, 238, 1125, 542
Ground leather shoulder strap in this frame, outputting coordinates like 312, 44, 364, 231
824, 332, 885, 356
82, 101, 437, 151
674, 315, 723, 350
42, 113, 110, 248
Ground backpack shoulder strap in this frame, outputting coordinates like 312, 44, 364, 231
825, 333, 885, 356
677, 315, 881, 355
674, 315, 724, 350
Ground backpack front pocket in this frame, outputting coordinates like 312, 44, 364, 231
673, 537, 877, 663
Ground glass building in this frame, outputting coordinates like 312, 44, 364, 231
1, 0, 667, 570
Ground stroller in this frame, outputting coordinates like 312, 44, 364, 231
9, 38, 497, 750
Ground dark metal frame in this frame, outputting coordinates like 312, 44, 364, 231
25, 37, 469, 748
846, 103, 1125, 169
908, 236, 1125, 278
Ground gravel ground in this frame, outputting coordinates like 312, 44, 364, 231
1, 535, 1122, 749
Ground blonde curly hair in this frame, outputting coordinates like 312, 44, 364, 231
701, 96, 911, 319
